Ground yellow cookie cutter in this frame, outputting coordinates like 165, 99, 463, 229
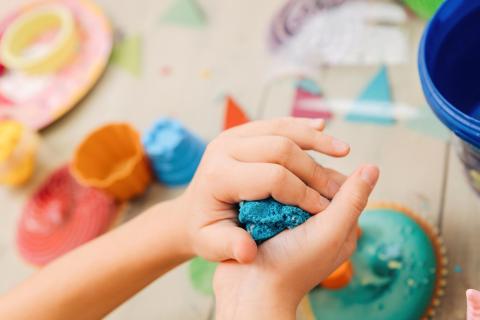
0, 5, 78, 74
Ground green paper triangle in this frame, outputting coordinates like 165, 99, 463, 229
110, 35, 141, 76
403, 0, 444, 20
189, 257, 217, 295
346, 65, 395, 125
160, 0, 206, 27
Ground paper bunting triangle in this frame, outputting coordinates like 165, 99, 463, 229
345, 65, 395, 125
405, 106, 450, 141
224, 96, 250, 130
189, 257, 217, 295
291, 78, 333, 120
110, 35, 141, 76
297, 78, 322, 95
160, 0, 206, 27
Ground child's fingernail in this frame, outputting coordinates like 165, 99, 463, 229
309, 119, 325, 128
332, 139, 349, 153
360, 165, 379, 187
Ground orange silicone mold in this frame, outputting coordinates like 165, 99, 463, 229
71, 123, 152, 201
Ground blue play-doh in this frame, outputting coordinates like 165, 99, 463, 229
238, 198, 310, 243
142, 118, 206, 186
419, 0, 480, 149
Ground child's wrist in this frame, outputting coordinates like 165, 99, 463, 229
215, 288, 298, 320
214, 269, 299, 320
146, 198, 195, 262
165, 196, 195, 259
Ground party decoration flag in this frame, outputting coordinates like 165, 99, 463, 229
291, 78, 333, 120
345, 65, 395, 125
189, 257, 217, 295
110, 35, 142, 76
160, 0, 206, 27
403, 0, 443, 20
224, 96, 250, 130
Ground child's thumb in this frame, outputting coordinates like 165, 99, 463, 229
206, 222, 257, 263
320, 164, 379, 239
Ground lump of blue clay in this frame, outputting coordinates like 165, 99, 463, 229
238, 198, 311, 243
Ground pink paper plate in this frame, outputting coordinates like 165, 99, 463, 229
0, 0, 112, 130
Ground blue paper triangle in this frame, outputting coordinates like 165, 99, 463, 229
296, 78, 322, 96
346, 65, 395, 125
358, 65, 391, 102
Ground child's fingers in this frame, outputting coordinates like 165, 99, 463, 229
302, 165, 379, 250
466, 289, 480, 320
226, 117, 325, 136
220, 162, 330, 213
321, 165, 379, 238
225, 118, 349, 157
322, 167, 348, 186
230, 135, 346, 198
202, 220, 257, 263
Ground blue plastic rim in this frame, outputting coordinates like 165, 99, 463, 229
419, 0, 480, 150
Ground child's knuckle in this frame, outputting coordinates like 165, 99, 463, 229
273, 137, 294, 163
270, 165, 288, 184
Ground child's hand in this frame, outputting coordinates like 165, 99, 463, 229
467, 289, 480, 320
178, 118, 350, 263
213, 164, 379, 320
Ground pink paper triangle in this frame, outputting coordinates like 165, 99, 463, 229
291, 88, 333, 119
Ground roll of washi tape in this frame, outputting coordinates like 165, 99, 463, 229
0, 5, 78, 74
0, 120, 39, 186
71, 123, 152, 201
16, 165, 119, 266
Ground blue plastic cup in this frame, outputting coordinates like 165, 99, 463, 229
419, 0, 480, 195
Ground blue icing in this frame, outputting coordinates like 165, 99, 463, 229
307, 208, 438, 320
143, 118, 206, 186
238, 198, 310, 243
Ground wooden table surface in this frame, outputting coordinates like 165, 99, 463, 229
0, 0, 479, 319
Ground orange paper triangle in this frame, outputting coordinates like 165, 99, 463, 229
223, 96, 250, 130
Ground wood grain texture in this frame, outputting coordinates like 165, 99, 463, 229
0, 0, 478, 319
0, 0, 278, 319
436, 146, 480, 320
